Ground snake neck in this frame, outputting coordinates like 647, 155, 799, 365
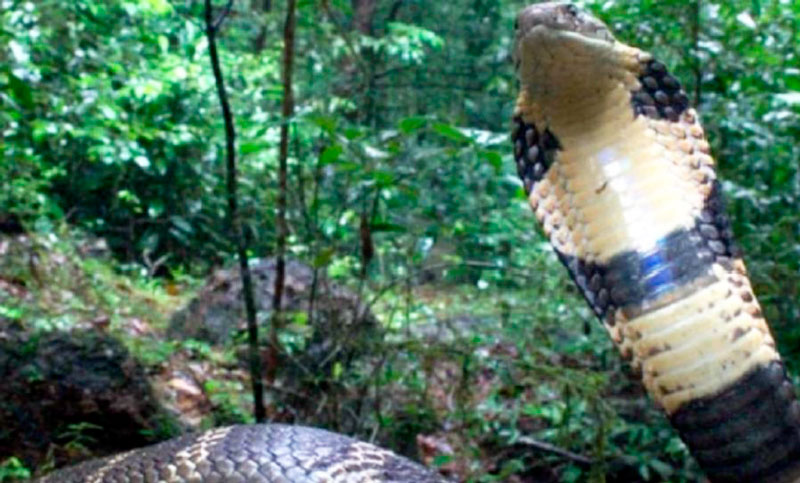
512, 21, 783, 415
513, 5, 800, 482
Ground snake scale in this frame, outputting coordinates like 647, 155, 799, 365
36, 3, 799, 482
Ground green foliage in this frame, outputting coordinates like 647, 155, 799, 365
58, 422, 103, 454
0, 458, 31, 483
2, 0, 798, 480
204, 378, 252, 426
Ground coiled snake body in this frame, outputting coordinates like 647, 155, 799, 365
38, 3, 800, 482
37, 425, 446, 482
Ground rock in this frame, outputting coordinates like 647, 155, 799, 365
168, 257, 380, 359
167, 258, 382, 429
0, 213, 24, 235
0, 321, 179, 471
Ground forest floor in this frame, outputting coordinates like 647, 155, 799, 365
0, 228, 704, 482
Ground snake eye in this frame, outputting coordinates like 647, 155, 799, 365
565, 4, 579, 17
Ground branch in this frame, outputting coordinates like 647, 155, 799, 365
212, 0, 234, 32
386, 0, 404, 22
690, 0, 702, 106
268, 0, 297, 386
515, 436, 594, 466
203, 0, 266, 423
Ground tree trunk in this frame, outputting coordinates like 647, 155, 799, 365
269, 0, 297, 384
204, 0, 266, 422
352, 0, 376, 34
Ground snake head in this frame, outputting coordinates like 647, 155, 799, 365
513, 2, 646, 121
514, 2, 614, 45
513, 3, 626, 100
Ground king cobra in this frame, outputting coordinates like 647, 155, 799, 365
36, 3, 799, 482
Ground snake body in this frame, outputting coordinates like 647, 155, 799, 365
513, 3, 800, 482
36, 3, 800, 482
37, 424, 445, 482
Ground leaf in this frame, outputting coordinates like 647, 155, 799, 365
432, 122, 471, 143
775, 92, 800, 105
313, 248, 335, 268
157, 35, 169, 53
308, 114, 337, 133
332, 361, 343, 380
343, 127, 364, 140
171, 216, 194, 234
480, 150, 503, 171
320, 145, 343, 165
290, 311, 308, 326
148, 200, 165, 218
240, 141, 268, 154
31, 120, 56, 142
399, 116, 427, 133
432, 454, 453, 468
334, 161, 360, 172
736, 11, 757, 29
7, 73, 33, 108
364, 145, 389, 160
0, 305, 23, 320
648, 459, 674, 478
133, 155, 151, 169
370, 170, 395, 187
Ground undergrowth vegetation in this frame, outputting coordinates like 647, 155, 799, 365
1, 230, 701, 481
1, 0, 798, 481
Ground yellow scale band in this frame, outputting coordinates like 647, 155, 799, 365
516, 24, 779, 414
626, 264, 777, 413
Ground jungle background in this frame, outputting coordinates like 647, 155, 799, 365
1, 0, 799, 481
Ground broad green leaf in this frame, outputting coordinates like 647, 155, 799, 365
308, 114, 337, 134
370, 170, 394, 187
399, 116, 427, 133
432, 122, 471, 143
343, 127, 364, 140
320, 145, 343, 165
290, 311, 309, 326
157, 35, 169, 53
480, 150, 503, 171
7, 73, 33, 108
432, 454, 453, 468
240, 141, 268, 154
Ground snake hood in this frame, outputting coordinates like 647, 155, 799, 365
513, 3, 800, 483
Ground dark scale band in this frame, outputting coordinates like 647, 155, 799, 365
631, 59, 691, 122
551, 193, 741, 323
511, 116, 561, 194
670, 361, 800, 482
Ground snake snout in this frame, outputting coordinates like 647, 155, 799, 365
516, 2, 613, 43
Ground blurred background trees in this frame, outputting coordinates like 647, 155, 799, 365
1, 0, 798, 481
